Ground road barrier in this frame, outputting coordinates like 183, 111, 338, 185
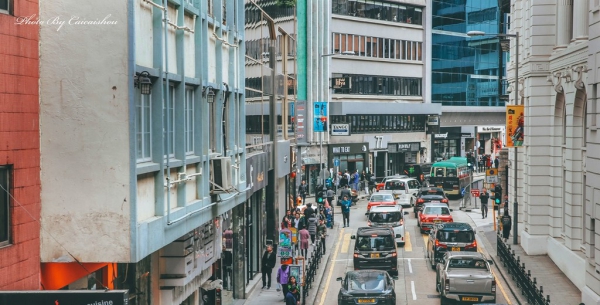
497, 233, 551, 305
301, 240, 324, 305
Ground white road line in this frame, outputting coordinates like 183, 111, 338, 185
332, 259, 352, 262
407, 258, 413, 273
411, 281, 417, 300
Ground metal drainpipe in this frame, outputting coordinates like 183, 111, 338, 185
222, 82, 229, 154
164, 0, 171, 223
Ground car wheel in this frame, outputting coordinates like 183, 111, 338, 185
410, 198, 414, 207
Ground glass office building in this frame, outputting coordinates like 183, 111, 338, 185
431, 0, 506, 106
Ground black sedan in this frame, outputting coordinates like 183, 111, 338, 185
336, 270, 397, 305
414, 187, 448, 216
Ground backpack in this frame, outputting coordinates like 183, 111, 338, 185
502, 216, 511, 226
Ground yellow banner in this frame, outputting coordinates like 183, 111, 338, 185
506, 105, 524, 147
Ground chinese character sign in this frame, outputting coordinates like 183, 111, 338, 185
506, 105, 524, 147
313, 101, 327, 132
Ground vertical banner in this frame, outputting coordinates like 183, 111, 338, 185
295, 100, 307, 144
506, 105, 524, 147
313, 101, 327, 132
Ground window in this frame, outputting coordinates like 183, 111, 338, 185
164, 85, 175, 157
330, 114, 426, 133
0, 0, 9, 14
332, 0, 423, 26
136, 94, 152, 161
333, 74, 422, 96
184, 88, 195, 154
0, 166, 10, 246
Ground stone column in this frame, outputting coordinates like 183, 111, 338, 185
555, 0, 573, 48
232, 203, 246, 299
572, 0, 588, 41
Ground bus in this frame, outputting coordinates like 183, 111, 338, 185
428, 159, 470, 198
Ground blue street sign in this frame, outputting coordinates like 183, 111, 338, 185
333, 158, 340, 167
313, 101, 327, 132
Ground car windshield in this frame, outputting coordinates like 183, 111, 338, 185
437, 231, 474, 242
385, 181, 405, 190
356, 235, 395, 251
369, 195, 394, 202
423, 207, 450, 215
422, 195, 445, 200
407, 180, 420, 189
424, 189, 445, 196
448, 258, 488, 270
346, 272, 388, 292
368, 212, 402, 223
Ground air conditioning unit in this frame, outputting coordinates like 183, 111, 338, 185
210, 157, 232, 193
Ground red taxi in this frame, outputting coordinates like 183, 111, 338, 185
414, 187, 448, 216
417, 203, 453, 234
366, 193, 396, 213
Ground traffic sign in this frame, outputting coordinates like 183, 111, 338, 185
486, 169, 497, 176
471, 189, 480, 197
333, 158, 340, 167
486, 176, 499, 183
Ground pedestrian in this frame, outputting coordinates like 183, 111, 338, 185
479, 187, 489, 218
261, 245, 276, 289
501, 209, 512, 242
293, 212, 304, 230
298, 180, 308, 205
486, 155, 492, 170
352, 170, 360, 191
494, 156, 499, 169
281, 210, 293, 228
221, 245, 233, 290
276, 264, 290, 300
317, 219, 327, 254
304, 202, 314, 220
299, 226, 310, 257
326, 187, 335, 206
307, 213, 318, 246
341, 195, 352, 227
285, 278, 301, 305
340, 185, 352, 203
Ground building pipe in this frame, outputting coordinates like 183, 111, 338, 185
164, 0, 171, 223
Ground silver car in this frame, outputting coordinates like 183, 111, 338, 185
366, 205, 409, 246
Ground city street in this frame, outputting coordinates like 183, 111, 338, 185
314, 194, 517, 305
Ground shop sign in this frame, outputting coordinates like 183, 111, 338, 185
427, 115, 439, 125
477, 126, 504, 132
434, 133, 448, 139
390, 142, 421, 152
246, 152, 268, 195
0, 290, 129, 305
506, 105, 524, 147
461, 133, 472, 137
295, 100, 307, 143
331, 77, 350, 89
330, 143, 368, 155
331, 123, 351, 136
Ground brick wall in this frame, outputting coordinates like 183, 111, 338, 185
0, 0, 41, 290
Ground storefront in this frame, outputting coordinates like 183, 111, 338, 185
476, 126, 505, 156
431, 127, 462, 161
327, 142, 369, 175
387, 142, 421, 174
299, 146, 325, 195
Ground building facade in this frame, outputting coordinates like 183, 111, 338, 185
508, 0, 599, 303
327, 0, 440, 179
430, 0, 507, 160
0, 0, 41, 290
39, 0, 247, 304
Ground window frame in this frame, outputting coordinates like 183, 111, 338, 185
136, 93, 152, 162
0, 166, 10, 247
184, 87, 195, 155
164, 84, 176, 158
0, 0, 10, 15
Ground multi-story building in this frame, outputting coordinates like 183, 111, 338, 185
507, 0, 599, 303
0, 0, 41, 290
39, 0, 247, 304
328, 0, 439, 178
430, 0, 507, 160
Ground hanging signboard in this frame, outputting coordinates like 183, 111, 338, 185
506, 105, 524, 147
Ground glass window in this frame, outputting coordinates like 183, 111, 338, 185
185, 88, 195, 154
0, 166, 9, 246
136, 94, 152, 161
0, 0, 9, 13
164, 85, 175, 157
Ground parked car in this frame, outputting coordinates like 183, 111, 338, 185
414, 187, 448, 215
366, 193, 396, 213
426, 222, 477, 269
366, 205, 409, 246
417, 203, 453, 234
336, 270, 397, 305
375, 175, 408, 191
351, 227, 399, 276
435, 251, 496, 304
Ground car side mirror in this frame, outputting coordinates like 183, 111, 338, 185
336, 277, 343, 281
487, 259, 494, 265
392, 276, 399, 280
365, 212, 369, 215
404, 211, 409, 215
449, 209, 453, 212
350, 235, 356, 239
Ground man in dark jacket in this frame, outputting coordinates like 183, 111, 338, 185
339, 185, 352, 204
261, 245, 276, 289
298, 180, 308, 205
479, 188, 489, 218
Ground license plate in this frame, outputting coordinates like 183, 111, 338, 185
451, 247, 461, 251
461, 296, 479, 302
357, 299, 375, 303
431, 200, 440, 203
433, 219, 442, 223
437, 185, 443, 188
370, 253, 380, 258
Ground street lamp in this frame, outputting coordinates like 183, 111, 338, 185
467, 30, 519, 245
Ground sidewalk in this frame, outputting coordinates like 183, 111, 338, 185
460, 207, 582, 305
242, 221, 342, 305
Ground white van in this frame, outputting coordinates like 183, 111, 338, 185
379, 178, 421, 207
367, 205, 409, 246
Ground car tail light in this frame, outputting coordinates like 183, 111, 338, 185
353, 253, 359, 258
391, 252, 397, 257
441, 198, 448, 203
400, 219, 404, 226
416, 198, 425, 204
444, 279, 450, 292
491, 280, 496, 292
435, 239, 447, 249
367, 220, 371, 226
465, 240, 478, 250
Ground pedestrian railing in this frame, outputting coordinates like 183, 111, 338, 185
302, 240, 324, 305
497, 232, 551, 305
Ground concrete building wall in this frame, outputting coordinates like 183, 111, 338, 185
39, 0, 131, 262
0, 0, 41, 290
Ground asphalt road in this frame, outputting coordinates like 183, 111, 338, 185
314, 195, 514, 305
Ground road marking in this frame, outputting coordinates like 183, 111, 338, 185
407, 258, 413, 273
332, 259, 352, 262
340, 233, 351, 253
422, 232, 429, 246
318, 228, 345, 305
410, 281, 417, 300
404, 231, 412, 252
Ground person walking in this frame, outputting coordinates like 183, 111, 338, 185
501, 209, 512, 242
276, 264, 290, 300
307, 214, 318, 246
341, 195, 352, 227
317, 219, 327, 254
303, 202, 315, 220
326, 187, 335, 206
298, 180, 308, 205
299, 226, 310, 258
479, 188, 489, 218
261, 245, 276, 289
285, 277, 301, 305
494, 156, 499, 169
340, 185, 352, 204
